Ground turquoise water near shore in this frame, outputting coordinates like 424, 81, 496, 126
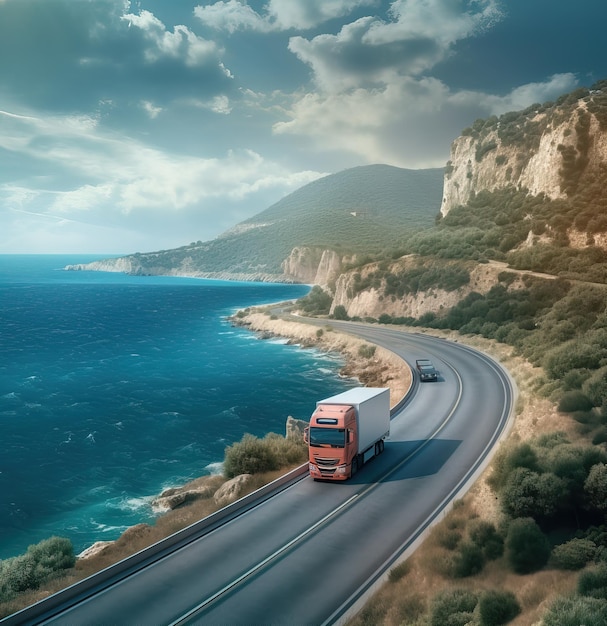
0, 255, 355, 559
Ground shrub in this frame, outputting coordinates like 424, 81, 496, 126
332, 304, 349, 320
505, 517, 551, 574
262, 433, 307, 468
223, 433, 279, 478
388, 560, 410, 583
430, 588, 478, 626
578, 563, 607, 599
478, 589, 521, 626
0, 537, 75, 602
450, 541, 486, 578
297, 286, 332, 315
542, 595, 607, 626
27, 536, 75, 573
551, 538, 597, 570
585, 464, 607, 512
357, 344, 376, 359
469, 520, 504, 560
500, 468, 568, 519
559, 390, 595, 413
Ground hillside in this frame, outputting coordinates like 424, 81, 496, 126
66, 164, 443, 281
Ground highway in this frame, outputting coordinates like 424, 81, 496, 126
5, 324, 515, 626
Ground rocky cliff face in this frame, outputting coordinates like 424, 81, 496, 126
330, 257, 527, 319
281, 247, 355, 287
441, 93, 607, 215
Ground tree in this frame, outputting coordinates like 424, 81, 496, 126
505, 517, 551, 574
332, 304, 349, 320
500, 468, 568, 519
585, 464, 607, 512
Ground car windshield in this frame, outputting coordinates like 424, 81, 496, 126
309, 427, 345, 448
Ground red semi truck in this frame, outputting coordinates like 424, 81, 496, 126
304, 387, 390, 480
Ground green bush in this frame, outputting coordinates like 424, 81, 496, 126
550, 538, 597, 570
578, 563, 607, 599
469, 520, 504, 560
388, 560, 410, 583
430, 588, 478, 626
297, 286, 332, 315
487, 442, 539, 491
559, 390, 596, 413
450, 541, 486, 578
478, 589, 521, 626
542, 595, 607, 626
500, 468, 567, 519
262, 433, 307, 468
332, 304, 349, 320
584, 464, 607, 512
357, 344, 376, 359
0, 537, 75, 602
223, 433, 280, 478
505, 517, 551, 574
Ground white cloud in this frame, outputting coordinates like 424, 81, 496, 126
194, 0, 269, 33
122, 10, 219, 66
266, 0, 378, 30
288, 0, 505, 93
141, 101, 163, 118
273, 74, 580, 169
365, 0, 503, 46
194, 0, 377, 32
0, 106, 326, 251
487, 73, 579, 113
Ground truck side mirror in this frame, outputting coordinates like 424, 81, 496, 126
303, 427, 309, 444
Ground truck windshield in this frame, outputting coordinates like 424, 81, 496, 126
309, 427, 345, 448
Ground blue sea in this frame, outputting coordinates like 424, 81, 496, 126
0, 255, 355, 560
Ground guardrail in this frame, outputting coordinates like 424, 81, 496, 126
1, 464, 309, 626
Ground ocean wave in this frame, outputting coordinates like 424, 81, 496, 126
106, 495, 155, 513
205, 461, 224, 475
88, 520, 132, 534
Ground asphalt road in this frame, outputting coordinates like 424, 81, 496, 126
12, 324, 515, 626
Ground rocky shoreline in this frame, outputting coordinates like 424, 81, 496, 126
231, 308, 412, 407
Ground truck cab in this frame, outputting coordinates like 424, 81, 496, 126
305, 404, 357, 480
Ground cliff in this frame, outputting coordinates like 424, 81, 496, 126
441, 87, 607, 215
281, 247, 358, 287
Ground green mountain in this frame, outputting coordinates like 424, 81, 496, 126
75, 164, 443, 278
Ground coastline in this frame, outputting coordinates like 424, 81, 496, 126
230, 308, 412, 409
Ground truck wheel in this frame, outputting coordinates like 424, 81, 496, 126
379, 439, 385, 454
351, 456, 358, 476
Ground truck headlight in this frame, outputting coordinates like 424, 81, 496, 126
336, 466, 346, 474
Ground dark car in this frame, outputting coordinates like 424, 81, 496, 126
416, 359, 438, 382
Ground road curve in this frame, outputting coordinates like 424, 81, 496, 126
6, 325, 515, 626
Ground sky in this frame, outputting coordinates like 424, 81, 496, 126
1, 1, 606, 254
